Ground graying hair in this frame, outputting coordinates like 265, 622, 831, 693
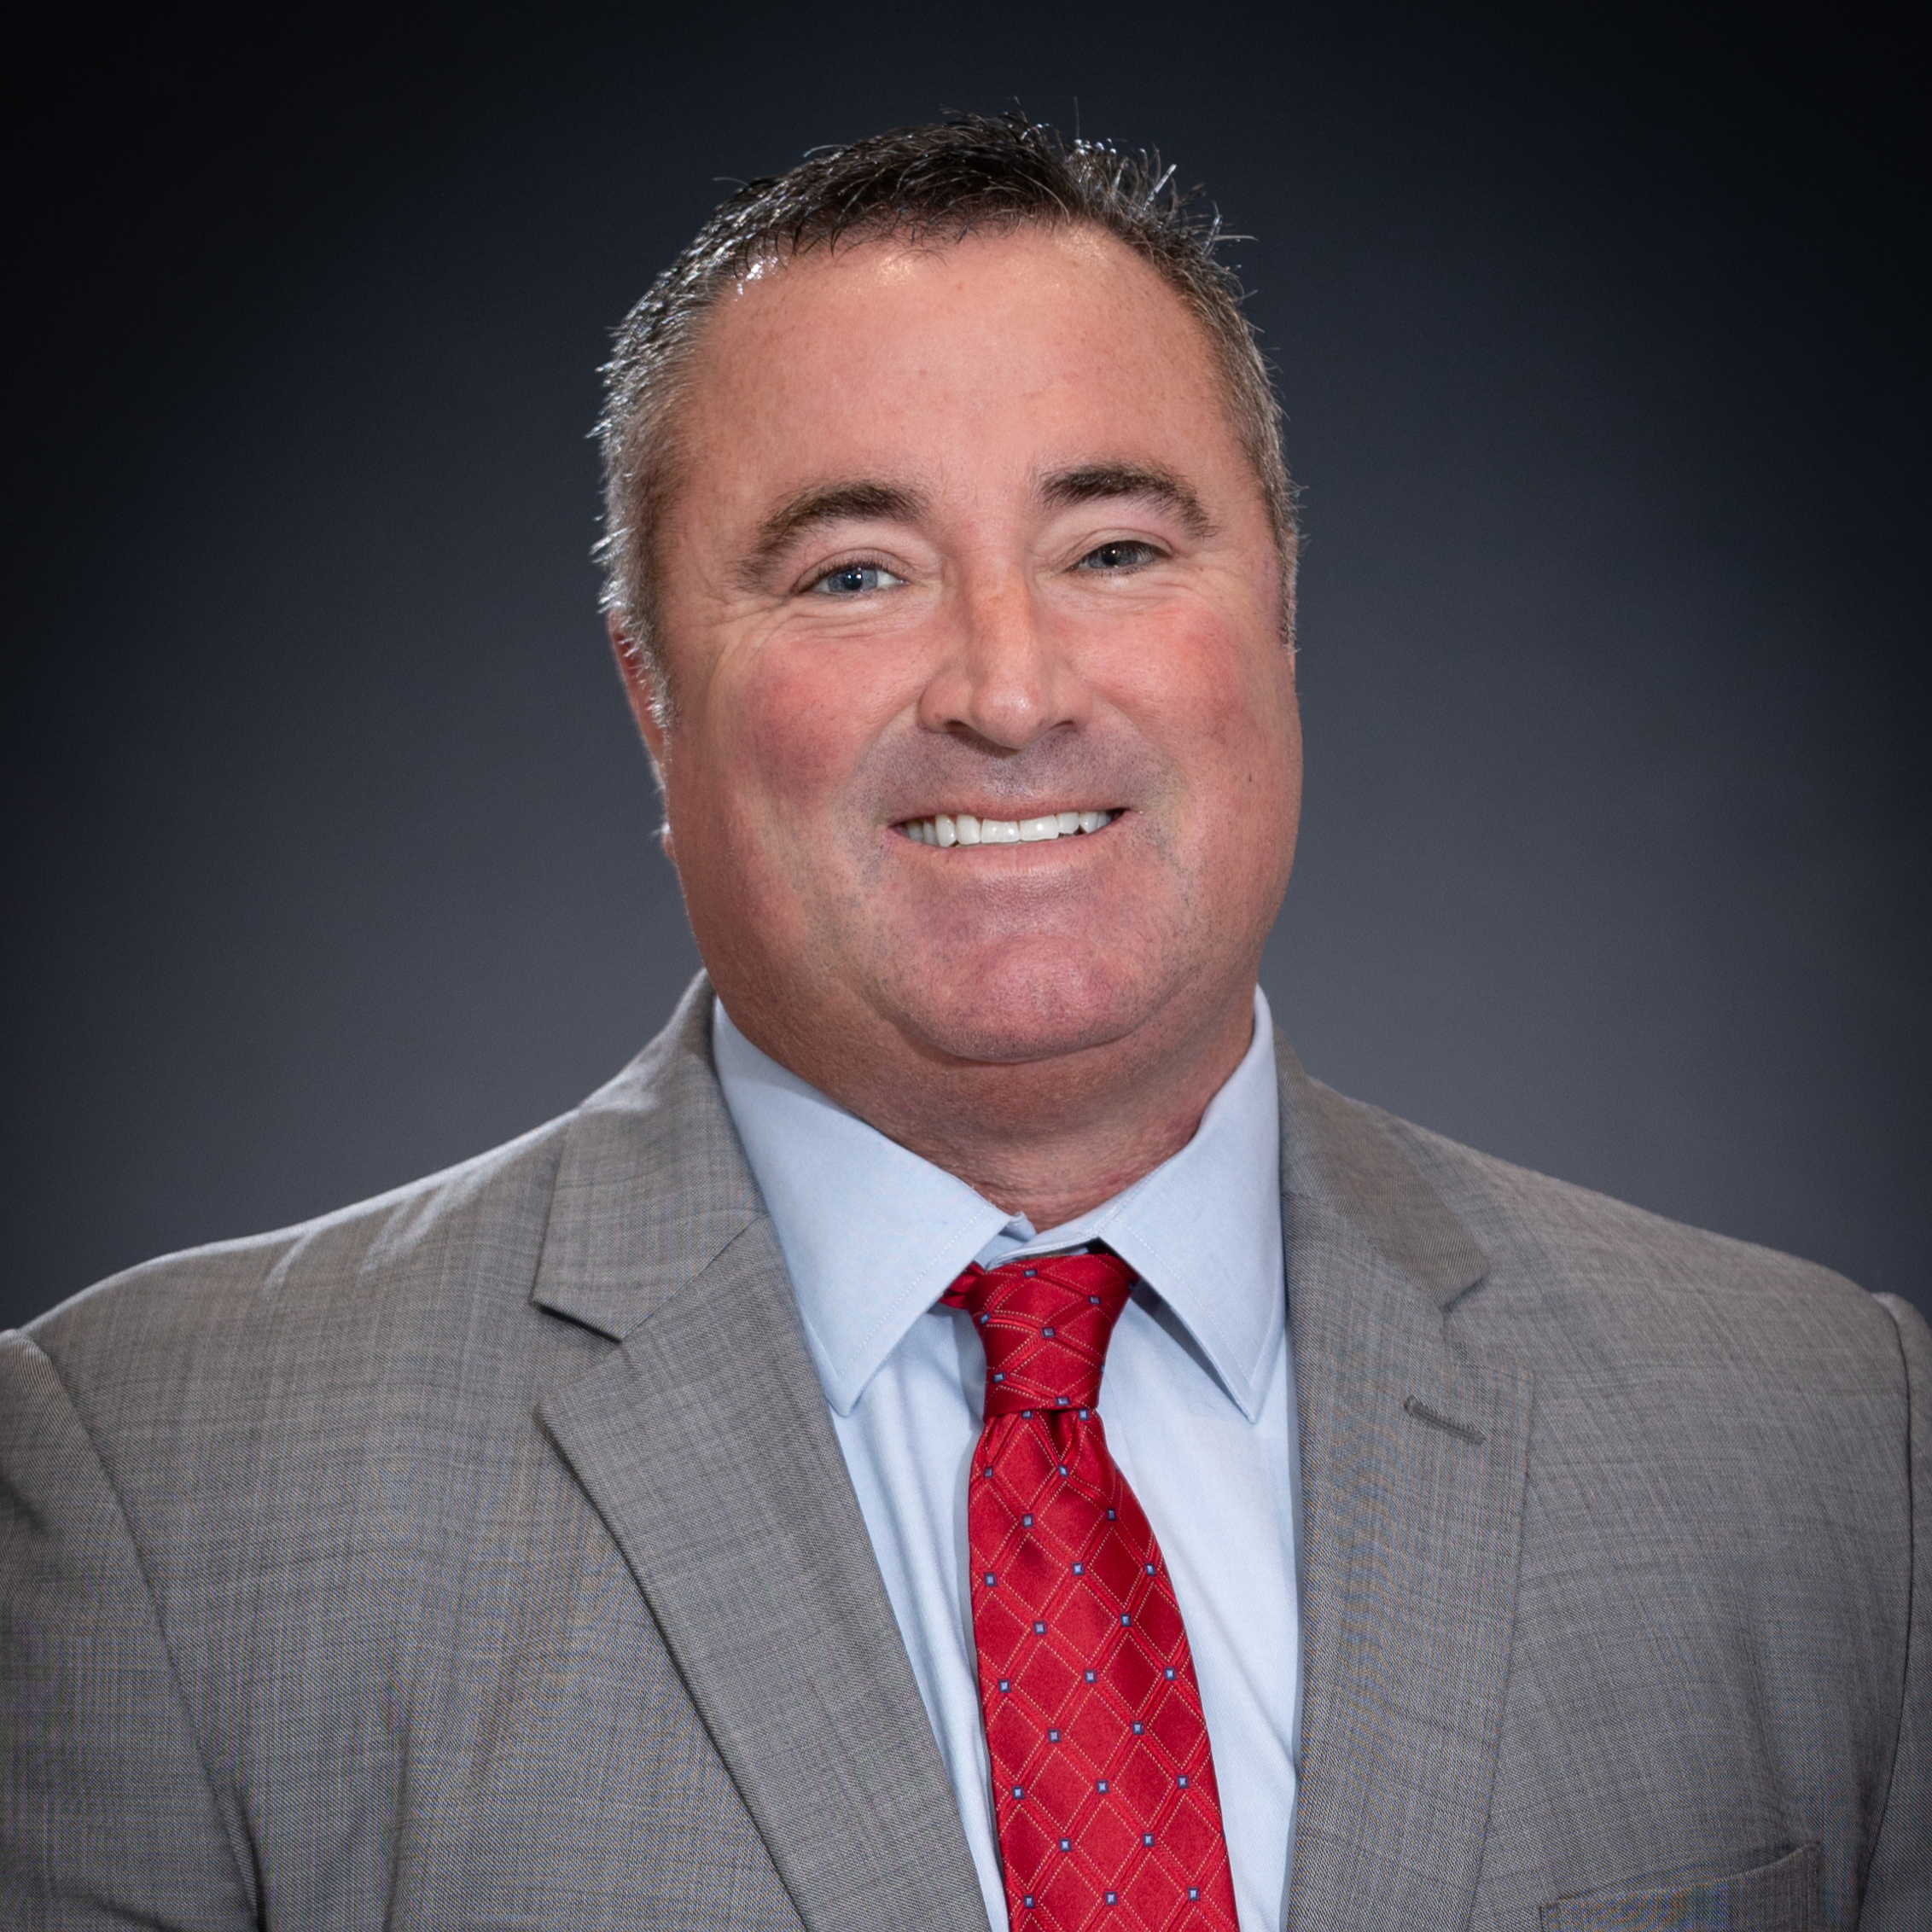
595, 113, 1295, 674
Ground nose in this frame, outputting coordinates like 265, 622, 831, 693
917, 566, 1093, 750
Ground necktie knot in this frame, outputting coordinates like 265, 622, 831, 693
941, 1249, 1135, 1417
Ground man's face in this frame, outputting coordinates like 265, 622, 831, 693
632, 225, 1301, 1095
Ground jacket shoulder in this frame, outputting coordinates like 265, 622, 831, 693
23, 1109, 579, 1412
1356, 1096, 1906, 1381
21, 979, 730, 1414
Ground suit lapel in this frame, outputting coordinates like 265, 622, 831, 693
1277, 1044, 1533, 1932
533, 980, 989, 1932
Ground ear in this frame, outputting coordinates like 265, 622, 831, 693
606, 613, 677, 864
607, 611, 670, 769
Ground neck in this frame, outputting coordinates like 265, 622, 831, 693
739, 986, 1259, 1231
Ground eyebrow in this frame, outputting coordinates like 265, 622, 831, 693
741, 480, 929, 584
1039, 463, 1216, 538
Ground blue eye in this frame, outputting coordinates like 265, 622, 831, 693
812, 562, 902, 596
1076, 540, 1160, 573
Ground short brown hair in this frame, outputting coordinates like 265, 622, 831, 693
595, 113, 1295, 672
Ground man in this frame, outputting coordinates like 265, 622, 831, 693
3, 115, 1923, 1930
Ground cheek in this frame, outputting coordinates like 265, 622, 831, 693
734, 678, 853, 807
701, 642, 864, 812
1110, 607, 1294, 777
1130, 631, 1300, 913
684, 633, 910, 859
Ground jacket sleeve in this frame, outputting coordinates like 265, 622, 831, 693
1, 1328, 256, 1929
1860, 1294, 1930, 1927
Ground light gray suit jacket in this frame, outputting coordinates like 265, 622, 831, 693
4, 978, 1925, 1929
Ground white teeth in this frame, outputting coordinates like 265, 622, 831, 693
901, 809, 1114, 847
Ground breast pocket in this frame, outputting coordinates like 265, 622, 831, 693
1539, 1843, 1820, 1930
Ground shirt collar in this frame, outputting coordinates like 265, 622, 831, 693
713, 989, 1283, 1423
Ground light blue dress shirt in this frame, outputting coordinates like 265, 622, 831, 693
713, 991, 1301, 1932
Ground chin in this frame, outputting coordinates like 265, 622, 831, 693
890, 962, 1171, 1069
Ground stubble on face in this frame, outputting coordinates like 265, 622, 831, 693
626, 225, 1301, 1220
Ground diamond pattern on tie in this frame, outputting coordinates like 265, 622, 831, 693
941, 1251, 1239, 1932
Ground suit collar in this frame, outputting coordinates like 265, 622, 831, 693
529, 975, 763, 1341
1273, 1032, 1489, 1311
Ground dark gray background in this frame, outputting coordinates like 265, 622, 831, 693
9, 5, 1926, 1329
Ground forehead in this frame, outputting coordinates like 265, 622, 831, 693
668, 225, 1246, 517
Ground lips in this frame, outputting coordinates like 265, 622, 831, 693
899, 809, 1117, 847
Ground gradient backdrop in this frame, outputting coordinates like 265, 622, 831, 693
9, 6, 1926, 1330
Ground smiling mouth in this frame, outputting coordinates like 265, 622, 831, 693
898, 809, 1119, 847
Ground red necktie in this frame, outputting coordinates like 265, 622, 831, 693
941, 1251, 1240, 1932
